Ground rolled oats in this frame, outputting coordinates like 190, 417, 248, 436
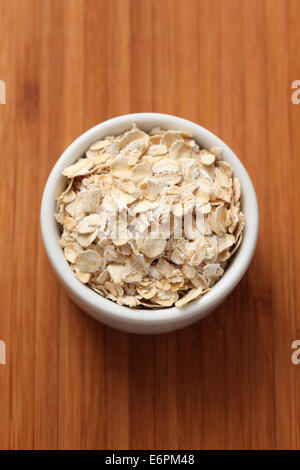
55, 124, 245, 308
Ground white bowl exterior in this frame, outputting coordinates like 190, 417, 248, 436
41, 113, 259, 334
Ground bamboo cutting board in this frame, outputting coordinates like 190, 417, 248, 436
0, 0, 300, 450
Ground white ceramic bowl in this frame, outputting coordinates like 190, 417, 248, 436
41, 113, 259, 334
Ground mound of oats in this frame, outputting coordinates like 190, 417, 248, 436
55, 124, 244, 308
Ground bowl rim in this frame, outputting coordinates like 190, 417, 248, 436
40, 112, 259, 326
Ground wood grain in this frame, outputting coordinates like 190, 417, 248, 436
0, 0, 300, 450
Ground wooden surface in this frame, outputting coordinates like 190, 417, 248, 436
0, 0, 300, 450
